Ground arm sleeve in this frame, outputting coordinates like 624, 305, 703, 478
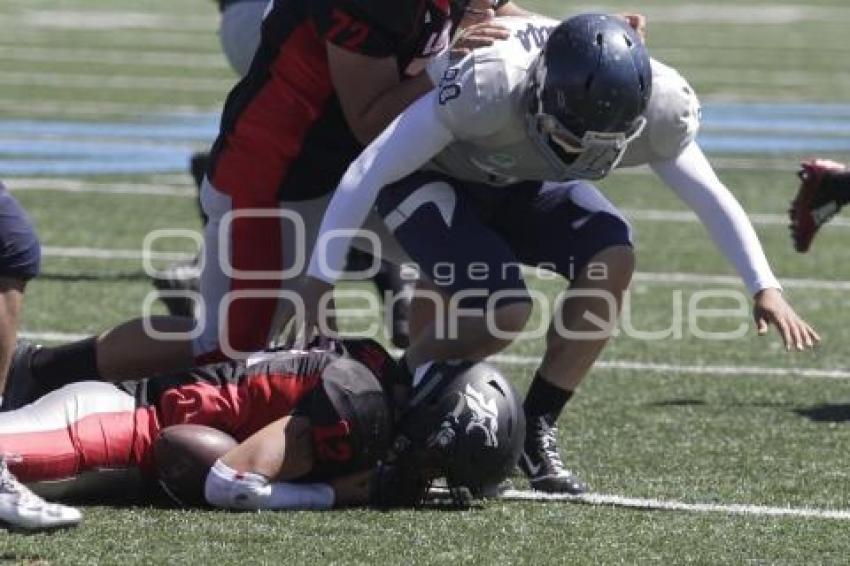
650, 141, 781, 295
205, 460, 335, 510
306, 90, 455, 283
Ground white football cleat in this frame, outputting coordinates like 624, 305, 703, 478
0, 458, 82, 530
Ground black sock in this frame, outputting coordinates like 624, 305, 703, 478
397, 354, 415, 388
523, 371, 573, 428
832, 171, 850, 206
31, 337, 101, 394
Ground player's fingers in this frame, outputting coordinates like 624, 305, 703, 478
808, 324, 822, 344
755, 315, 769, 335
788, 320, 805, 351
776, 319, 793, 351
802, 323, 820, 347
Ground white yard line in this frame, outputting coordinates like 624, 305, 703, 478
19, 328, 849, 380
5, 178, 195, 197
631, 272, 850, 291
31, 241, 850, 291
42, 246, 194, 262
499, 490, 850, 521
0, 46, 226, 69
622, 208, 850, 228
487, 355, 850, 380
0, 71, 231, 93
0, 98, 217, 118
12, 179, 850, 229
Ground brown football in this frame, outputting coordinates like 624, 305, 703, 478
154, 424, 237, 507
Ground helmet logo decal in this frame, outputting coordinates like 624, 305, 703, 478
515, 23, 554, 52
462, 383, 499, 448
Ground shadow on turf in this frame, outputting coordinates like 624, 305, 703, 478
648, 399, 706, 407
650, 399, 850, 423
40, 271, 148, 282
794, 403, 850, 423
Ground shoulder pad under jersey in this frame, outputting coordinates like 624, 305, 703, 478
433, 23, 547, 140
619, 59, 702, 167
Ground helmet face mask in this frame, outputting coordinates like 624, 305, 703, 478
524, 13, 653, 180
530, 111, 648, 178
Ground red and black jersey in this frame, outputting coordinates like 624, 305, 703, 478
119, 338, 400, 477
208, 0, 467, 202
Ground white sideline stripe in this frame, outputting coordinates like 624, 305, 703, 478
6, 178, 195, 197
499, 490, 850, 521
42, 246, 194, 262
32, 242, 850, 291
632, 272, 850, 291
17, 10, 218, 32
622, 208, 850, 228
0, 71, 231, 93
21, 331, 850, 379
489, 355, 850, 380
0, 46, 226, 69
0, 98, 217, 118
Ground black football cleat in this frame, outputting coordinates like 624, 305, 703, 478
1, 341, 42, 411
519, 416, 588, 494
150, 256, 201, 318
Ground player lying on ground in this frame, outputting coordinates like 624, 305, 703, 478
296, 13, 820, 494
0, 339, 524, 530
790, 159, 850, 252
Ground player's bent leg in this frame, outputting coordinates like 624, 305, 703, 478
193, 178, 291, 363
0, 382, 143, 483
0, 183, 40, 396
497, 180, 635, 493
0, 279, 25, 397
0, 381, 144, 529
375, 172, 532, 370
540, 245, 635, 391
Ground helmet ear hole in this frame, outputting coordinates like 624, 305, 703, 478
595, 32, 604, 46
624, 34, 633, 48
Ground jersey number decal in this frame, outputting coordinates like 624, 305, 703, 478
438, 67, 461, 105
313, 420, 353, 462
327, 9, 370, 50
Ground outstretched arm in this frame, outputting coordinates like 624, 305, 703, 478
306, 89, 455, 284
651, 141, 820, 350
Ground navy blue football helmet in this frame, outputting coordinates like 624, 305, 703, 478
525, 13, 652, 180
397, 360, 525, 496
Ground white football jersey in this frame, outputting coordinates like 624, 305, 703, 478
425, 16, 701, 184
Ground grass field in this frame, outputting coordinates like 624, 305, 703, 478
3, 0, 850, 563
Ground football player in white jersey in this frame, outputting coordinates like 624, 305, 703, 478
294, 12, 820, 494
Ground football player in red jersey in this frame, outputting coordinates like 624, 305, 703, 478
790, 159, 850, 252
0, 340, 525, 529
0, 340, 397, 528
5, 1, 533, 405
